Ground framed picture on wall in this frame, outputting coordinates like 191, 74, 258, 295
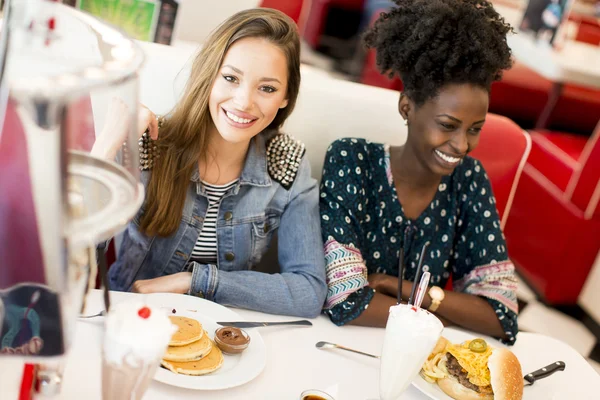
73, 0, 179, 45
153, 0, 179, 45
78, 0, 160, 42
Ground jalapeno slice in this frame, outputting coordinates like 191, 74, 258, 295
469, 338, 488, 353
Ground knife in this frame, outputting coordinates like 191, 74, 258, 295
216, 320, 313, 328
524, 361, 566, 386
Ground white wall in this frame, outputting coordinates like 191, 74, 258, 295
579, 250, 600, 322
173, 0, 261, 45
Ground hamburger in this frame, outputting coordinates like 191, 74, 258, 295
421, 337, 523, 400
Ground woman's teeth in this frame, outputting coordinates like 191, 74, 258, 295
226, 111, 253, 124
435, 150, 461, 163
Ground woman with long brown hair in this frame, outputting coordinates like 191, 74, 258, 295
99, 9, 326, 317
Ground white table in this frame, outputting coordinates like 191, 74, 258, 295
2, 289, 599, 400
496, 4, 600, 129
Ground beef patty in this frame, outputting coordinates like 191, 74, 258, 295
445, 353, 493, 394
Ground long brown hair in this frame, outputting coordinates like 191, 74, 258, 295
141, 8, 301, 237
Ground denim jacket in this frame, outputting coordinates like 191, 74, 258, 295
108, 131, 327, 318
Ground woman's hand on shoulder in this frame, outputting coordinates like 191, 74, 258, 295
91, 99, 158, 159
131, 272, 192, 294
138, 103, 159, 140
108, 99, 158, 140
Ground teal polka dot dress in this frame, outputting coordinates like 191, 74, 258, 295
320, 138, 519, 344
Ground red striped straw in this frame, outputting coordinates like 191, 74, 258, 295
414, 271, 431, 310
19, 363, 36, 400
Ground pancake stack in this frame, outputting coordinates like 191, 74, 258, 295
161, 316, 224, 376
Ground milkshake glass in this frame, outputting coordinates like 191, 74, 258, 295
379, 304, 443, 400
102, 301, 176, 400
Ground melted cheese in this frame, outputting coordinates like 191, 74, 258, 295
446, 340, 493, 387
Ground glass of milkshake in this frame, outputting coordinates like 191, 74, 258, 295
379, 304, 443, 400
102, 300, 176, 400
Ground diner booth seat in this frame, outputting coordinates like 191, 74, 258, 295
575, 21, 600, 46
504, 123, 600, 304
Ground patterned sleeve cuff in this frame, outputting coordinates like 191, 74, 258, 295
453, 260, 519, 315
188, 262, 218, 300
324, 238, 369, 309
326, 287, 375, 326
486, 298, 519, 345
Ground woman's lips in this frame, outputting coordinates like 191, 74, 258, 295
222, 107, 258, 128
434, 149, 463, 167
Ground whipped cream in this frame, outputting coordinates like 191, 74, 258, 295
103, 300, 176, 367
380, 304, 443, 399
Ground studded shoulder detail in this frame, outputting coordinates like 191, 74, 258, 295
266, 133, 306, 190
138, 116, 164, 171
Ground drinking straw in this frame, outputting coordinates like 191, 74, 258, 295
397, 248, 404, 304
97, 246, 111, 312
409, 241, 430, 305
414, 271, 431, 309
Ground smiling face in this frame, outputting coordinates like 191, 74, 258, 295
208, 37, 289, 145
400, 84, 489, 176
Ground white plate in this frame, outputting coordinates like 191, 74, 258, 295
411, 328, 506, 400
144, 293, 266, 391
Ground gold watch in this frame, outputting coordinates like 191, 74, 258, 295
428, 286, 445, 312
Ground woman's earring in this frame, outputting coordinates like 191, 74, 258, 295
404, 120, 408, 126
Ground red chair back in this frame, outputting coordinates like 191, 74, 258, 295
566, 123, 600, 219
260, 0, 306, 24
575, 22, 600, 45
470, 114, 532, 228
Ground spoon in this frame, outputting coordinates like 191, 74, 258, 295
78, 311, 105, 319
316, 341, 380, 359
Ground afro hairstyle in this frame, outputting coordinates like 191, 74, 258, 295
364, 0, 514, 106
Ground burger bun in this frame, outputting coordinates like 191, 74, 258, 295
437, 376, 493, 400
437, 347, 523, 400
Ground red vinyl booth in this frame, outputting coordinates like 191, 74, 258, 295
301, 0, 365, 48
470, 114, 532, 228
575, 21, 600, 46
259, 0, 306, 24
504, 124, 600, 304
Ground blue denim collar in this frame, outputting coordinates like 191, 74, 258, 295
239, 133, 272, 187
190, 132, 272, 189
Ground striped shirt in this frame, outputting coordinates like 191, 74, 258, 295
190, 179, 238, 264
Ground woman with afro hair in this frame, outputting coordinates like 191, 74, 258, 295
319, 0, 519, 344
